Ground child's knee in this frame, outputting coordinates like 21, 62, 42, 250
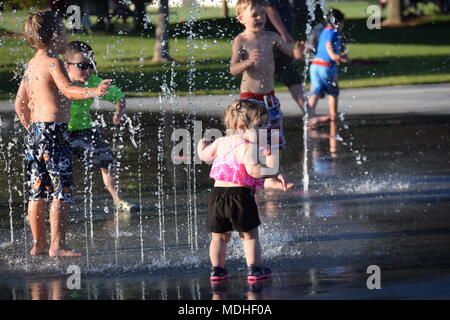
239, 228, 259, 240
212, 232, 231, 242
51, 198, 69, 209
222, 232, 232, 242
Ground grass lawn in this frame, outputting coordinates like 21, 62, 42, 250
0, 2, 450, 100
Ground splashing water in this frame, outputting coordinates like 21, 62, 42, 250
157, 93, 167, 261
185, 3, 201, 253
134, 112, 145, 264
301, 0, 318, 193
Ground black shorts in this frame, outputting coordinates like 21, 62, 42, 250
207, 187, 260, 233
25, 122, 73, 202
273, 46, 302, 87
69, 127, 114, 170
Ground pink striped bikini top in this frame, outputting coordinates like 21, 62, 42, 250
209, 136, 264, 190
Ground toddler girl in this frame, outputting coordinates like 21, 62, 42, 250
197, 99, 287, 282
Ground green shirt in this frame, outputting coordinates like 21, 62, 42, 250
68, 74, 126, 131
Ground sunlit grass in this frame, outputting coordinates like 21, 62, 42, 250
1, 4, 449, 99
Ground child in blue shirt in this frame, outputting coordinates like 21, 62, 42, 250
307, 9, 349, 127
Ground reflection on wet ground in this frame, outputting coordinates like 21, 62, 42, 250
1, 110, 450, 299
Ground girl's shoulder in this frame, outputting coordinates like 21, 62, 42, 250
219, 135, 250, 151
214, 136, 227, 145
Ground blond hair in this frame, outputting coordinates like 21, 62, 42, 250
235, 0, 262, 17
24, 11, 64, 50
224, 99, 268, 132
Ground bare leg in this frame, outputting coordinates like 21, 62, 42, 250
263, 150, 294, 190
288, 84, 305, 115
48, 199, 81, 257
307, 94, 331, 127
328, 95, 338, 121
29, 199, 47, 256
100, 167, 121, 203
240, 228, 261, 267
30, 282, 47, 300
209, 232, 231, 268
263, 177, 294, 190
50, 279, 65, 300
307, 94, 319, 116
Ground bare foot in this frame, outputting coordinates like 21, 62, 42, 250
264, 178, 294, 191
30, 245, 48, 256
49, 248, 82, 257
308, 115, 331, 128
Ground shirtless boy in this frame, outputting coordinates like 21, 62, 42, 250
14, 11, 111, 257
230, 0, 304, 189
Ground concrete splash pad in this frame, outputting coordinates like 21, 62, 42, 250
1, 86, 450, 300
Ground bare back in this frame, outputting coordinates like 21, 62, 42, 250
23, 53, 71, 123
212, 135, 251, 188
235, 31, 277, 94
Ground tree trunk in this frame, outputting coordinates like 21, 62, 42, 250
152, 0, 172, 63
133, 0, 147, 33
222, 0, 229, 18
292, 0, 308, 39
383, 0, 403, 25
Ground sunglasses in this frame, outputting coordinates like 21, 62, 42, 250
66, 61, 96, 70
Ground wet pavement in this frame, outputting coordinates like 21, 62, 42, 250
1, 84, 450, 300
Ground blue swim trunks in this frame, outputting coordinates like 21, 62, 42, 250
69, 126, 114, 170
309, 63, 339, 97
240, 91, 286, 150
25, 122, 73, 202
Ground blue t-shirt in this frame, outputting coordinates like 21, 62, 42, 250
315, 26, 342, 65
261, 0, 294, 34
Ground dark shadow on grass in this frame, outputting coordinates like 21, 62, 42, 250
167, 16, 450, 45
341, 55, 450, 80
341, 17, 450, 45
168, 16, 450, 45
170, 17, 243, 39
76, 17, 243, 39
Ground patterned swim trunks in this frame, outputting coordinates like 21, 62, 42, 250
25, 122, 73, 202
240, 91, 286, 150
69, 127, 114, 170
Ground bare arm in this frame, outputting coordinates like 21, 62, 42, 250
273, 33, 304, 60
325, 41, 341, 63
269, 32, 305, 60
14, 80, 31, 129
244, 142, 279, 179
326, 41, 349, 65
112, 98, 126, 125
49, 59, 111, 100
230, 36, 259, 76
197, 138, 219, 163
263, 6, 293, 43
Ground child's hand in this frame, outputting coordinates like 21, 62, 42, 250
293, 41, 305, 60
259, 145, 271, 156
198, 138, 212, 149
339, 54, 350, 64
95, 79, 112, 97
246, 49, 260, 67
